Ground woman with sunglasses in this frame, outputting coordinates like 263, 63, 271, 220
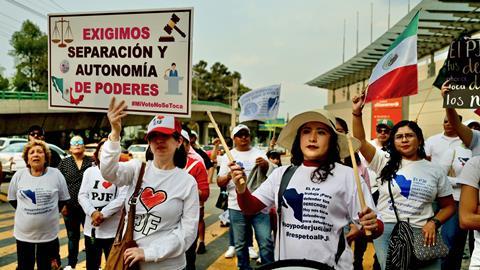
228, 109, 382, 269
352, 94, 455, 269
100, 98, 199, 270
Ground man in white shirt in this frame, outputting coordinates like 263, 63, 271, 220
217, 124, 274, 269
425, 115, 463, 162
370, 119, 393, 151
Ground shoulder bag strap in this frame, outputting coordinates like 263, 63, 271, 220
185, 160, 200, 174
387, 178, 401, 223
276, 165, 298, 260
124, 162, 146, 241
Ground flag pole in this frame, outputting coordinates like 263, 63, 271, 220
207, 111, 245, 185
414, 87, 433, 123
347, 135, 371, 236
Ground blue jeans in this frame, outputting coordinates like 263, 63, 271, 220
229, 209, 274, 269
441, 202, 467, 270
229, 218, 254, 247
374, 222, 441, 270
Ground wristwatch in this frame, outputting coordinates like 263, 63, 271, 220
429, 217, 441, 229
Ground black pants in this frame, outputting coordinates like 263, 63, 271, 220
353, 237, 381, 270
16, 238, 57, 270
63, 205, 85, 267
185, 232, 199, 270
84, 235, 114, 270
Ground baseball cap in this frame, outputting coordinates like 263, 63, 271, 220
27, 125, 45, 136
376, 119, 394, 129
231, 124, 250, 138
181, 129, 190, 141
145, 115, 182, 140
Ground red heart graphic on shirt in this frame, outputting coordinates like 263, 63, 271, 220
102, 181, 113, 189
140, 187, 167, 211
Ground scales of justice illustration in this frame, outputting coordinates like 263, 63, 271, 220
51, 18, 73, 48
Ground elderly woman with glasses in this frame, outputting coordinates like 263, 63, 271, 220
352, 94, 455, 270
8, 140, 70, 270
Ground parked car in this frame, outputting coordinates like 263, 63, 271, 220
0, 137, 27, 151
0, 142, 69, 179
128, 144, 148, 162
84, 142, 132, 161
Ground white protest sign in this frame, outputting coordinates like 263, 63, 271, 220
48, 8, 193, 117
239, 84, 281, 123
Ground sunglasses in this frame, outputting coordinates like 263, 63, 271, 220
376, 127, 391, 134
234, 132, 250, 138
29, 132, 44, 137
70, 140, 84, 146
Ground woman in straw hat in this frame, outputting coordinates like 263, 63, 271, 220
100, 98, 199, 270
351, 94, 455, 270
228, 109, 382, 269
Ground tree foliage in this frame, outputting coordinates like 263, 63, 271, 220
10, 20, 48, 92
192, 60, 249, 103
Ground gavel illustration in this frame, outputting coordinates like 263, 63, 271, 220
164, 14, 186, 38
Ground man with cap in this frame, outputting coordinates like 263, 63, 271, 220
370, 119, 393, 151
217, 124, 274, 269
58, 135, 93, 270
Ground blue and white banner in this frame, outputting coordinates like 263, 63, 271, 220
239, 84, 280, 123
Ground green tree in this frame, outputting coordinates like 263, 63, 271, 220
10, 20, 48, 92
192, 60, 249, 103
0, 67, 9, 90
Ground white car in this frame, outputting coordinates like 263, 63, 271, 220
128, 144, 148, 162
0, 142, 68, 179
0, 137, 27, 151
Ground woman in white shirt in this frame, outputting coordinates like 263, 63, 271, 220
228, 109, 382, 269
8, 140, 70, 270
100, 98, 199, 270
78, 138, 127, 270
352, 94, 455, 270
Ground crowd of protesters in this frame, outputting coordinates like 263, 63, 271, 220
7, 88, 480, 270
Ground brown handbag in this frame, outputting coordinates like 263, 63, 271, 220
105, 163, 146, 270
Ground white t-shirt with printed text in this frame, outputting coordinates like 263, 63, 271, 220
369, 150, 452, 227
8, 167, 70, 243
253, 163, 377, 269
438, 145, 472, 201
78, 166, 128, 239
457, 156, 480, 268
469, 130, 480, 156
218, 147, 268, 212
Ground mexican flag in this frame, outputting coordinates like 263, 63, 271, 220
366, 12, 419, 102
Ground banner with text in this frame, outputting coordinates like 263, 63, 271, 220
239, 85, 280, 123
371, 97, 402, 139
434, 37, 480, 109
48, 8, 193, 117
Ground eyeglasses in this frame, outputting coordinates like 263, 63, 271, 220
29, 132, 44, 137
70, 140, 84, 146
394, 133, 416, 141
376, 127, 391, 134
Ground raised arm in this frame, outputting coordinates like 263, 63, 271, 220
352, 94, 377, 163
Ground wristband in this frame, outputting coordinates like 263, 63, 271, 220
352, 111, 362, 117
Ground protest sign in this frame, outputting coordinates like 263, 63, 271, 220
371, 97, 402, 139
48, 8, 193, 117
434, 37, 480, 109
238, 85, 280, 123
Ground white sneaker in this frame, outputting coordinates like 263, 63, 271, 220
249, 247, 259, 259
64, 266, 75, 270
224, 246, 235, 258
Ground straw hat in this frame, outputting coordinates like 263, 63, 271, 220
277, 109, 361, 159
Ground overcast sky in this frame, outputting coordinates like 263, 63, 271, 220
0, 0, 420, 118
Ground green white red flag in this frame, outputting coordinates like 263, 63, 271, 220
366, 12, 419, 102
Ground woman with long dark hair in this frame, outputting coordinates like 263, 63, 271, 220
100, 98, 199, 270
228, 109, 382, 269
352, 94, 455, 269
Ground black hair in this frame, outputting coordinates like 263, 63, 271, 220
145, 132, 187, 168
171, 63, 176, 66
290, 124, 340, 183
267, 150, 282, 166
27, 125, 45, 136
335, 117, 349, 134
93, 138, 108, 166
379, 120, 426, 183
